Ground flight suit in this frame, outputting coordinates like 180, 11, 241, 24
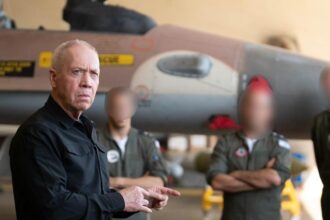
207, 131, 291, 220
97, 127, 168, 220
311, 110, 330, 219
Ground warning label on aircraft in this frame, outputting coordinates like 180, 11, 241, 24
38, 51, 134, 68
0, 61, 35, 77
99, 54, 134, 65
39, 51, 53, 68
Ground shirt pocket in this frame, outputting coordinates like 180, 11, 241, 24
64, 143, 94, 186
65, 144, 90, 156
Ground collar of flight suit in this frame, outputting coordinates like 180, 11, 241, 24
101, 125, 139, 142
236, 129, 273, 143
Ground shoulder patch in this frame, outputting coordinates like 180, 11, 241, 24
273, 132, 290, 150
272, 132, 284, 139
221, 131, 237, 140
154, 140, 161, 149
138, 130, 153, 137
278, 139, 291, 150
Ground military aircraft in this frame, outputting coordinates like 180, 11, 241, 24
0, 0, 327, 183
0, 24, 326, 183
0, 25, 327, 138
0, 2, 325, 219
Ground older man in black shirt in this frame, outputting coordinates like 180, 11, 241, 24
9, 40, 179, 220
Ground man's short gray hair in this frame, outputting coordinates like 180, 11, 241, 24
52, 39, 98, 71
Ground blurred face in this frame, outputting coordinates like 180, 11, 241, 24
322, 71, 330, 104
240, 91, 274, 134
107, 94, 135, 129
50, 45, 100, 117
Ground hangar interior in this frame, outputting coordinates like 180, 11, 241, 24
1, 0, 330, 220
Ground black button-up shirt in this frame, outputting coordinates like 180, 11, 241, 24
10, 96, 127, 220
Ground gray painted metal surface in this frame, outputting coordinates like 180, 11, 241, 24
240, 44, 327, 138
0, 26, 329, 139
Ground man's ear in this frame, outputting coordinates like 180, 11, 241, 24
49, 68, 57, 88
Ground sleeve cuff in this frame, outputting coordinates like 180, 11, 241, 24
105, 191, 125, 213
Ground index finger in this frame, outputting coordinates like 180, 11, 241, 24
158, 187, 181, 197
140, 187, 166, 201
147, 190, 167, 201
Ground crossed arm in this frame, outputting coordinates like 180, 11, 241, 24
211, 158, 281, 193
211, 173, 255, 193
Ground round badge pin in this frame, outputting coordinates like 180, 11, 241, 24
107, 150, 120, 163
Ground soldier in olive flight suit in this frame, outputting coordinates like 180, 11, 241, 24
311, 66, 330, 220
98, 87, 168, 220
207, 76, 291, 220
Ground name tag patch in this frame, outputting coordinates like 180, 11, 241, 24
107, 150, 120, 163
235, 147, 248, 158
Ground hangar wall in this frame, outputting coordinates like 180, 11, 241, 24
3, 0, 68, 30
3, 0, 330, 61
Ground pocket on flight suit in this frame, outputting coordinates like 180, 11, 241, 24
126, 154, 145, 176
253, 151, 270, 169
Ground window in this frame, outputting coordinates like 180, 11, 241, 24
157, 53, 212, 78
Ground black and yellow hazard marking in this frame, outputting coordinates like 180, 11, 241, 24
38, 51, 53, 68
99, 54, 134, 65
38, 51, 134, 68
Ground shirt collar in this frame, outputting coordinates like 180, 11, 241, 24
102, 125, 137, 141
44, 95, 90, 129
236, 129, 272, 142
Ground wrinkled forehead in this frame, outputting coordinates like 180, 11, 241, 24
64, 45, 100, 71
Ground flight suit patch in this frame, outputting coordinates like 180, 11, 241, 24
107, 150, 120, 163
235, 147, 248, 158
278, 139, 291, 150
152, 153, 160, 161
